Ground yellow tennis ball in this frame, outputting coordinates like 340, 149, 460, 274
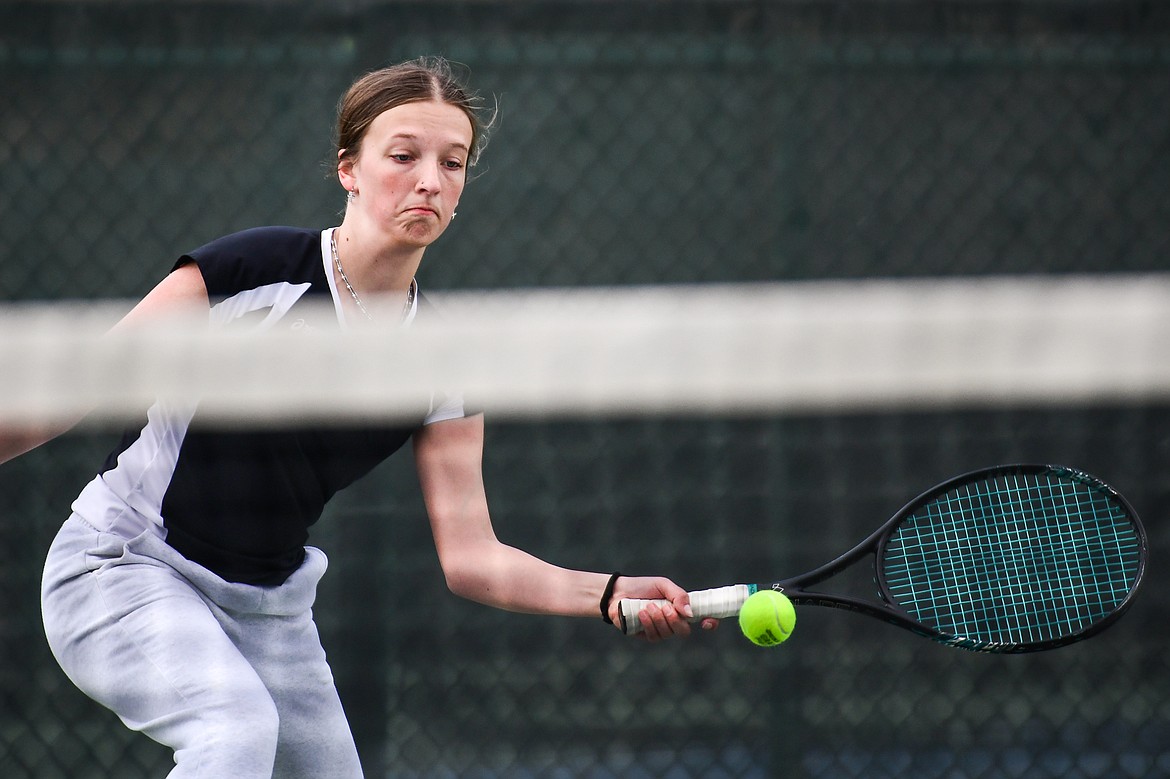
738, 590, 796, 647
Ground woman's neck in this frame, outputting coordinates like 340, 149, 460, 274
332, 220, 422, 294
330, 224, 420, 323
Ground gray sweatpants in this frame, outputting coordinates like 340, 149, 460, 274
41, 516, 364, 778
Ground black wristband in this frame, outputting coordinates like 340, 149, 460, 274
599, 571, 622, 625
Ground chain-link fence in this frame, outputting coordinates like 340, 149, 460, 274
3, 1, 1168, 299
2, 2, 1168, 777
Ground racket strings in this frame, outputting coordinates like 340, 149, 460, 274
880, 470, 1141, 649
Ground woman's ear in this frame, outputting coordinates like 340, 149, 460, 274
337, 149, 357, 194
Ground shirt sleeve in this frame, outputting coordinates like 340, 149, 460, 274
415, 292, 478, 425
422, 390, 471, 425
175, 226, 322, 302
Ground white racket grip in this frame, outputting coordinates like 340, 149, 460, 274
618, 584, 753, 635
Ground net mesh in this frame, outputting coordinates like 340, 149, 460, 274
3, 2, 1170, 778
3, 283, 1167, 779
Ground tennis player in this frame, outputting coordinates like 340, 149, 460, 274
0, 57, 716, 778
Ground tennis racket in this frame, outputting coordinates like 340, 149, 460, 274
619, 464, 1146, 653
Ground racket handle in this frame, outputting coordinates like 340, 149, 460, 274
618, 584, 753, 635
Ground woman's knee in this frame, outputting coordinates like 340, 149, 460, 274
212, 691, 281, 748
169, 693, 281, 778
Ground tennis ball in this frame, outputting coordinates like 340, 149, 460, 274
738, 590, 796, 647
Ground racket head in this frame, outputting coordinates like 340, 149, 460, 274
874, 464, 1146, 653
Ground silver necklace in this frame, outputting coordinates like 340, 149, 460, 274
330, 229, 415, 323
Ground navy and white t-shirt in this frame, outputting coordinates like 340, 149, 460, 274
71, 226, 467, 585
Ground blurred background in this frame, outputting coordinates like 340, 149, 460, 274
1, 1, 1167, 777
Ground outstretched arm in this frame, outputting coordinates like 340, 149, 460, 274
0, 263, 209, 466
0, 425, 66, 466
413, 414, 716, 641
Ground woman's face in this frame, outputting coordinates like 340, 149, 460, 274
339, 99, 473, 248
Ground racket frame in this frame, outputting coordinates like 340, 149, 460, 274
619, 464, 1147, 653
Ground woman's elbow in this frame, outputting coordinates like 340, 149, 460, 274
439, 546, 506, 605
440, 555, 490, 603
443, 568, 479, 600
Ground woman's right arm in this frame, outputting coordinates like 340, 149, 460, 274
0, 263, 209, 465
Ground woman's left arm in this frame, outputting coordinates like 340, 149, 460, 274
413, 414, 712, 640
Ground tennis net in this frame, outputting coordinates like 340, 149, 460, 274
3, 273, 1168, 426
2, 275, 1168, 778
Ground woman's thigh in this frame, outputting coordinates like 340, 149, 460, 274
231, 609, 363, 777
43, 550, 281, 777
42, 521, 363, 778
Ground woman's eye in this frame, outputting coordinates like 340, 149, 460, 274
444, 160, 465, 170
390, 153, 412, 162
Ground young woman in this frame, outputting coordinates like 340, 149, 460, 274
3, 57, 716, 778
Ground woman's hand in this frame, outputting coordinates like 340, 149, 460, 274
607, 575, 719, 642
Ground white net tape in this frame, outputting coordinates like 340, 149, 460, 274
2, 274, 1168, 426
